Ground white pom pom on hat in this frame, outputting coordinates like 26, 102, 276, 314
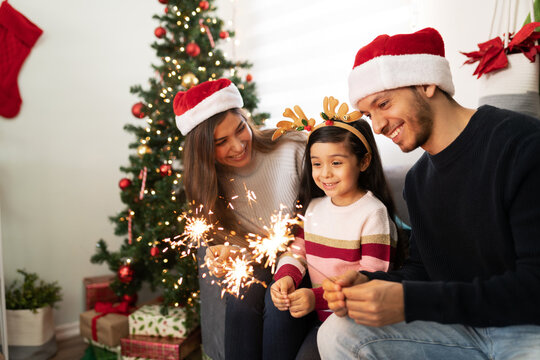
348, 27, 455, 109
173, 78, 244, 135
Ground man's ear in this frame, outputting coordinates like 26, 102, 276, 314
360, 153, 372, 172
416, 84, 437, 98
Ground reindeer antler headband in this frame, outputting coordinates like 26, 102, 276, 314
272, 96, 371, 154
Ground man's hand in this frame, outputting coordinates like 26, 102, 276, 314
270, 276, 295, 311
343, 280, 405, 327
288, 288, 315, 318
204, 245, 241, 278
322, 270, 369, 317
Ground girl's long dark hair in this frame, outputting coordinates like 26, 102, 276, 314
296, 120, 408, 268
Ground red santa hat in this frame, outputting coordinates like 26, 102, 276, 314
348, 27, 455, 109
173, 78, 244, 135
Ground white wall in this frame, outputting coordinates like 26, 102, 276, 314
0, 0, 532, 327
0, 0, 163, 326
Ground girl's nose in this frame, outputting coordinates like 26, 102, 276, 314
321, 165, 332, 178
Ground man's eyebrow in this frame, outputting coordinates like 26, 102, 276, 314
359, 92, 387, 114
370, 92, 388, 108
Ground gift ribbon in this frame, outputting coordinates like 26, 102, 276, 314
139, 166, 147, 200
91, 301, 131, 342
199, 18, 214, 48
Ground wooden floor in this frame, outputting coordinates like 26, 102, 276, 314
50, 336, 87, 360
51, 335, 202, 360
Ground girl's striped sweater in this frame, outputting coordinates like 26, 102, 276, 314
275, 191, 397, 321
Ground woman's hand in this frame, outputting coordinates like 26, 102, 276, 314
288, 288, 315, 318
270, 276, 295, 311
204, 245, 241, 278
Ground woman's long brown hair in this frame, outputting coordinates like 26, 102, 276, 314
182, 108, 296, 246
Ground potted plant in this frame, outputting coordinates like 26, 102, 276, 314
5, 269, 63, 360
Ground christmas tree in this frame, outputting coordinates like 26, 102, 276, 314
91, 0, 268, 326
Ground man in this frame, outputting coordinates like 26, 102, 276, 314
318, 27, 540, 359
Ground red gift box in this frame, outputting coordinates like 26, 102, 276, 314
121, 326, 201, 360
84, 275, 120, 310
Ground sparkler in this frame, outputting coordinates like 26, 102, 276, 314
163, 205, 213, 256
247, 208, 299, 273
244, 183, 257, 207
219, 253, 266, 299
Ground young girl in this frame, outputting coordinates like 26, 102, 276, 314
265, 97, 406, 359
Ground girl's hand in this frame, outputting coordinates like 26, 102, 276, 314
270, 276, 295, 311
204, 245, 241, 278
288, 288, 315, 318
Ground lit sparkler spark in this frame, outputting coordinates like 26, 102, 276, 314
182, 216, 213, 248
220, 254, 265, 299
248, 209, 299, 273
163, 205, 213, 255
244, 183, 257, 207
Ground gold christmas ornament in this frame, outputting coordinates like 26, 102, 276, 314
181, 72, 199, 89
137, 144, 152, 156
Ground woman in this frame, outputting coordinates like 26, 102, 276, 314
173, 78, 305, 360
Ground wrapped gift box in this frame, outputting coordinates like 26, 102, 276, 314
80, 304, 130, 347
129, 305, 195, 338
121, 327, 201, 360
84, 275, 120, 310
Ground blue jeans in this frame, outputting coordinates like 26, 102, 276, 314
263, 277, 321, 360
318, 314, 540, 359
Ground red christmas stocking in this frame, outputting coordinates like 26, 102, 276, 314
0, 1, 42, 118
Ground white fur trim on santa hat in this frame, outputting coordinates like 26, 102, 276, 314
348, 53, 455, 109
175, 83, 243, 135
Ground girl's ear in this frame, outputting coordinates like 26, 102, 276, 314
359, 153, 371, 172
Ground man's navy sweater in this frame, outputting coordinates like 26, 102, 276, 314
366, 105, 540, 326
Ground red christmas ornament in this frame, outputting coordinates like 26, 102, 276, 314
159, 164, 172, 176
246, 74, 253, 82
154, 27, 166, 39
157, 119, 166, 126
219, 31, 229, 39
150, 246, 159, 257
119, 178, 132, 190
122, 293, 138, 305
131, 102, 145, 119
164, 7, 169, 14
199, 1, 209, 10
158, 0, 168, 4
186, 42, 200, 57
118, 264, 134, 284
